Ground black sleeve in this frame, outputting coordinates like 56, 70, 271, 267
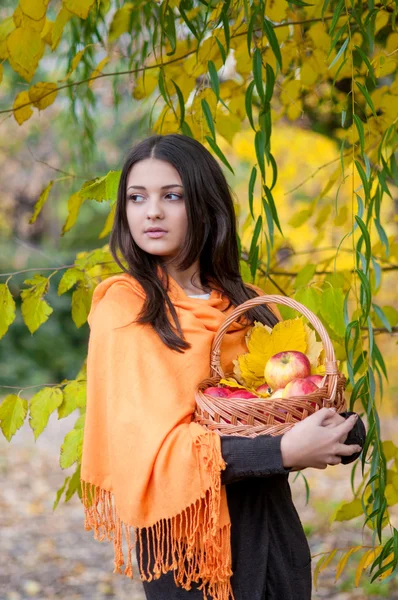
220, 434, 291, 485
338, 411, 367, 465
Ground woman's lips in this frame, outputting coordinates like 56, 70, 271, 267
145, 230, 167, 238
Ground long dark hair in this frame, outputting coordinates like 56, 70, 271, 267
109, 133, 278, 352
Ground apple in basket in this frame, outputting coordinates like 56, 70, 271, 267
205, 386, 230, 398
305, 375, 324, 387
264, 350, 311, 390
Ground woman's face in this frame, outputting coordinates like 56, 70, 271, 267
125, 158, 188, 261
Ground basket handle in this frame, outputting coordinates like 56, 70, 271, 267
210, 294, 338, 380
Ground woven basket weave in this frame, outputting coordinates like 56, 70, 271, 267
194, 294, 347, 437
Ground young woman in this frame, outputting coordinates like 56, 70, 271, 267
81, 134, 366, 600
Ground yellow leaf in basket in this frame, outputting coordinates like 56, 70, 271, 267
219, 378, 247, 389
303, 322, 323, 369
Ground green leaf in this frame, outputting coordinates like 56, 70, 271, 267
215, 36, 227, 64
263, 17, 282, 72
21, 274, 53, 334
58, 380, 87, 419
355, 160, 370, 199
327, 23, 348, 58
71, 284, 92, 328
60, 424, 84, 468
255, 130, 266, 179
202, 98, 216, 140
353, 114, 365, 156
29, 387, 63, 440
262, 197, 274, 247
0, 283, 16, 339
294, 287, 322, 315
248, 166, 257, 220
58, 267, 85, 295
320, 287, 346, 338
355, 81, 377, 117
264, 63, 275, 103
249, 214, 263, 262
79, 170, 121, 203
356, 268, 372, 322
250, 244, 259, 279
205, 136, 234, 174
295, 264, 316, 288
267, 152, 278, 191
355, 215, 371, 273
253, 48, 265, 103
164, 6, 176, 55
329, 36, 349, 69
332, 498, 363, 521
377, 170, 392, 199
341, 109, 346, 127
372, 304, 392, 333
0, 394, 28, 441
172, 79, 185, 127
354, 45, 377, 85
53, 475, 71, 510
329, 0, 345, 36
179, 3, 199, 40
263, 185, 283, 236
29, 180, 54, 224
245, 80, 256, 130
208, 60, 220, 101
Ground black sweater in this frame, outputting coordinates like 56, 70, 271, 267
138, 413, 366, 600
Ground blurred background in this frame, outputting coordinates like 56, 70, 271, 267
0, 0, 397, 598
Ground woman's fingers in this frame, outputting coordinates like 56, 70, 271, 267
333, 413, 358, 437
336, 443, 363, 456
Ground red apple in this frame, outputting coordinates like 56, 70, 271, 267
205, 386, 230, 398
282, 378, 318, 399
255, 383, 272, 395
264, 351, 311, 390
227, 390, 258, 399
305, 375, 324, 388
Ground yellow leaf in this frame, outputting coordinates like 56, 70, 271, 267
21, 274, 53, 334
88, 56, 109, 88
265, 0, 288, 22
108, 2, 134, 43
61, 192, 85, 235
335, 547, 362, 581
219, 378, 247, 390
332, 498, 363, 522
62, 0, 96, 20
354, 547, 382, 587
307, 22, 330, 52
13, 91, 34, 125
6, 26, 45, 81
280, 80, 301, 105
0, 283, 16, 339
29, 180, 54, 224
59, 48, 85, 81
132, 68, 160, 100
13, 5, 46, 32
20, 0, 49, 21
314, 549, 337, 589
300, 62, 318, 86
99, 203, 116, 239
29, 387, 63, 440
40, 18, 53, 46
216, 110, 241, 145
303, 323, 323, 370
286, 100, 303, 121
0, 394, 28, 442
0, 63, 3, 84
28, 82, 58, 110
72, 284, 93, 328
375, 10, 390, 33
51, 7, 73, 51
0, 17, 15, 60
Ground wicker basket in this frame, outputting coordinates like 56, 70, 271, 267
194, 294, 347, 437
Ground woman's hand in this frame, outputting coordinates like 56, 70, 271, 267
280, 407, 362, 470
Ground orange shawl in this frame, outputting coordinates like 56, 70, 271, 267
80, 270, 281, 600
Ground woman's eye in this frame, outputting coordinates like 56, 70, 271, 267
166, 193, 182, 200
128, 194, 143, 202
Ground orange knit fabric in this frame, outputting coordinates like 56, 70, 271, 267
80, 269, 282, 600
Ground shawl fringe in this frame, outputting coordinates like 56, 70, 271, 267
81, 434, 235, 600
